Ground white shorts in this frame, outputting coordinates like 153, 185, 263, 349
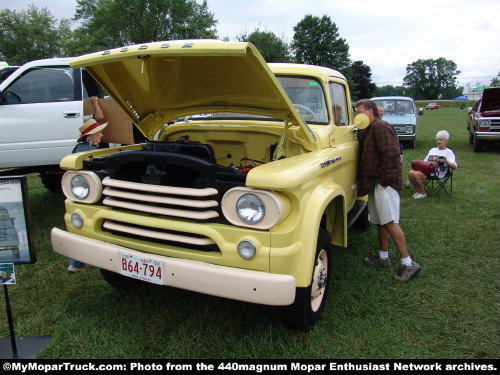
368, 184, 400, 225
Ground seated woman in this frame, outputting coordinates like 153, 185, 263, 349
408, 130, 457, 199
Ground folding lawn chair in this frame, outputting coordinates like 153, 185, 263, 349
424, 148, 456, 196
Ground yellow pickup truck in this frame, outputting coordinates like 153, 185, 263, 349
51, 40, 369, 330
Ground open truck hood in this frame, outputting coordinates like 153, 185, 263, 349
480, 87, 500, 115
70, 40, 317, 149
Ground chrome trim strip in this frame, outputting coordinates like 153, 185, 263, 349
102, 177, 218, 197
103, 187, 218, 208
102, 220, 216, 246
103, 198, 219, 220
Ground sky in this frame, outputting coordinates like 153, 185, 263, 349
1, 0, 498, 87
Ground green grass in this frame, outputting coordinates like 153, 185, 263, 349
1, 108, 499, 359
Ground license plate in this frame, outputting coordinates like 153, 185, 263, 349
120, 252, 165, 285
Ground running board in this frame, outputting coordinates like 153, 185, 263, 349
347, 200, 368, 228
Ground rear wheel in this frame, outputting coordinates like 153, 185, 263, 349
100, 268, 144, 290
280, 228, 332, 330
406, 139, 416, 149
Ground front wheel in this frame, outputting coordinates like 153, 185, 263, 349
280, 229, 332, 330
100, 268, 144, 290
405, 139, 416, 149
473, 135, 483, 152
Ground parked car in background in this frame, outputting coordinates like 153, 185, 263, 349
467, 87, 500, 152
426, 102, 441, 109
372, 96, 419, 148
0, 58, 133, 192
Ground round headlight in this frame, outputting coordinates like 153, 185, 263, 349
406, 126, 414, 134
236, 194, 265, 224
70, 175, 90, 199
237, 240, 257, 260
71, 212, 84, 228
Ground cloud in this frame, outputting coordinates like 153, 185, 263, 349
2, 0, 498, 86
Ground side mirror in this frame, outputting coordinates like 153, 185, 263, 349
0, 90, 21, 104
353, 113, 370, 130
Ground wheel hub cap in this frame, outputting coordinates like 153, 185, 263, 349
311, 249, 328, 312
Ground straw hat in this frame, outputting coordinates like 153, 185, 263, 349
78, 119, 108, 141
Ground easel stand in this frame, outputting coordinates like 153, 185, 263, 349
0, 285, 51, 359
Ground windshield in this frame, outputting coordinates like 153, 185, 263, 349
374, 99, 415, 115
180, 76, 329, 124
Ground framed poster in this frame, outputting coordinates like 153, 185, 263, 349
0, 176, 36, 264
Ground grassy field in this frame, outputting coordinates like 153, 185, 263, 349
1, 108, 499, 359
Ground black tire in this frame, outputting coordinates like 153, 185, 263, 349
280, 228, 332, 330
473, 135, 483, 152
406, 139, 416, 149
353, 203, 370, 231
100, 268, 144, 290
39, 171, 63, 193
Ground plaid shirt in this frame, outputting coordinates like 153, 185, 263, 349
357, 119, 402, 196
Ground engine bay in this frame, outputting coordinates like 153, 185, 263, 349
84, 138, 268, 201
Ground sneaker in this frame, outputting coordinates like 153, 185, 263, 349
363, 254, 391, 268
394, 261, 421, 281
67, 264, 89, 273
412, 192, 427, 199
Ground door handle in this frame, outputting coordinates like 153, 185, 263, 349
64, 111, 81, 118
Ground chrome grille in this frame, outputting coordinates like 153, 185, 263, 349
102, 177, 219, 220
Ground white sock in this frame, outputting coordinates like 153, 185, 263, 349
401, 256, 413, 267
379, 251, 389, 260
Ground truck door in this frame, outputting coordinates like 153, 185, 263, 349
0, 66, 83, 169
329, 80, 357, 208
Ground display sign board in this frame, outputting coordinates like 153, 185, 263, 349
0, 263, 16, 284
0, 176, 35, 264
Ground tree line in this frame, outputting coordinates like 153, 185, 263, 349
1, 0, 485, 100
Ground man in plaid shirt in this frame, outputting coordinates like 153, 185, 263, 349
356, 99, 421, 281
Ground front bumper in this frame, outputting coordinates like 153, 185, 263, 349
475, 131, 500, 140
51, 228, 296, 306
396, 134, 415, 141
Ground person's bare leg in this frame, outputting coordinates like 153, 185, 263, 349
409, 170, 427, 195
377, 225, 390, 251
382, 222, 409, 259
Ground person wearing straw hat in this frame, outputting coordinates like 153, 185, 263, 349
72, 119, 109, 153
68, 118, 108, 272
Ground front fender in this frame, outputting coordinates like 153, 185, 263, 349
270, 182, 346, 287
